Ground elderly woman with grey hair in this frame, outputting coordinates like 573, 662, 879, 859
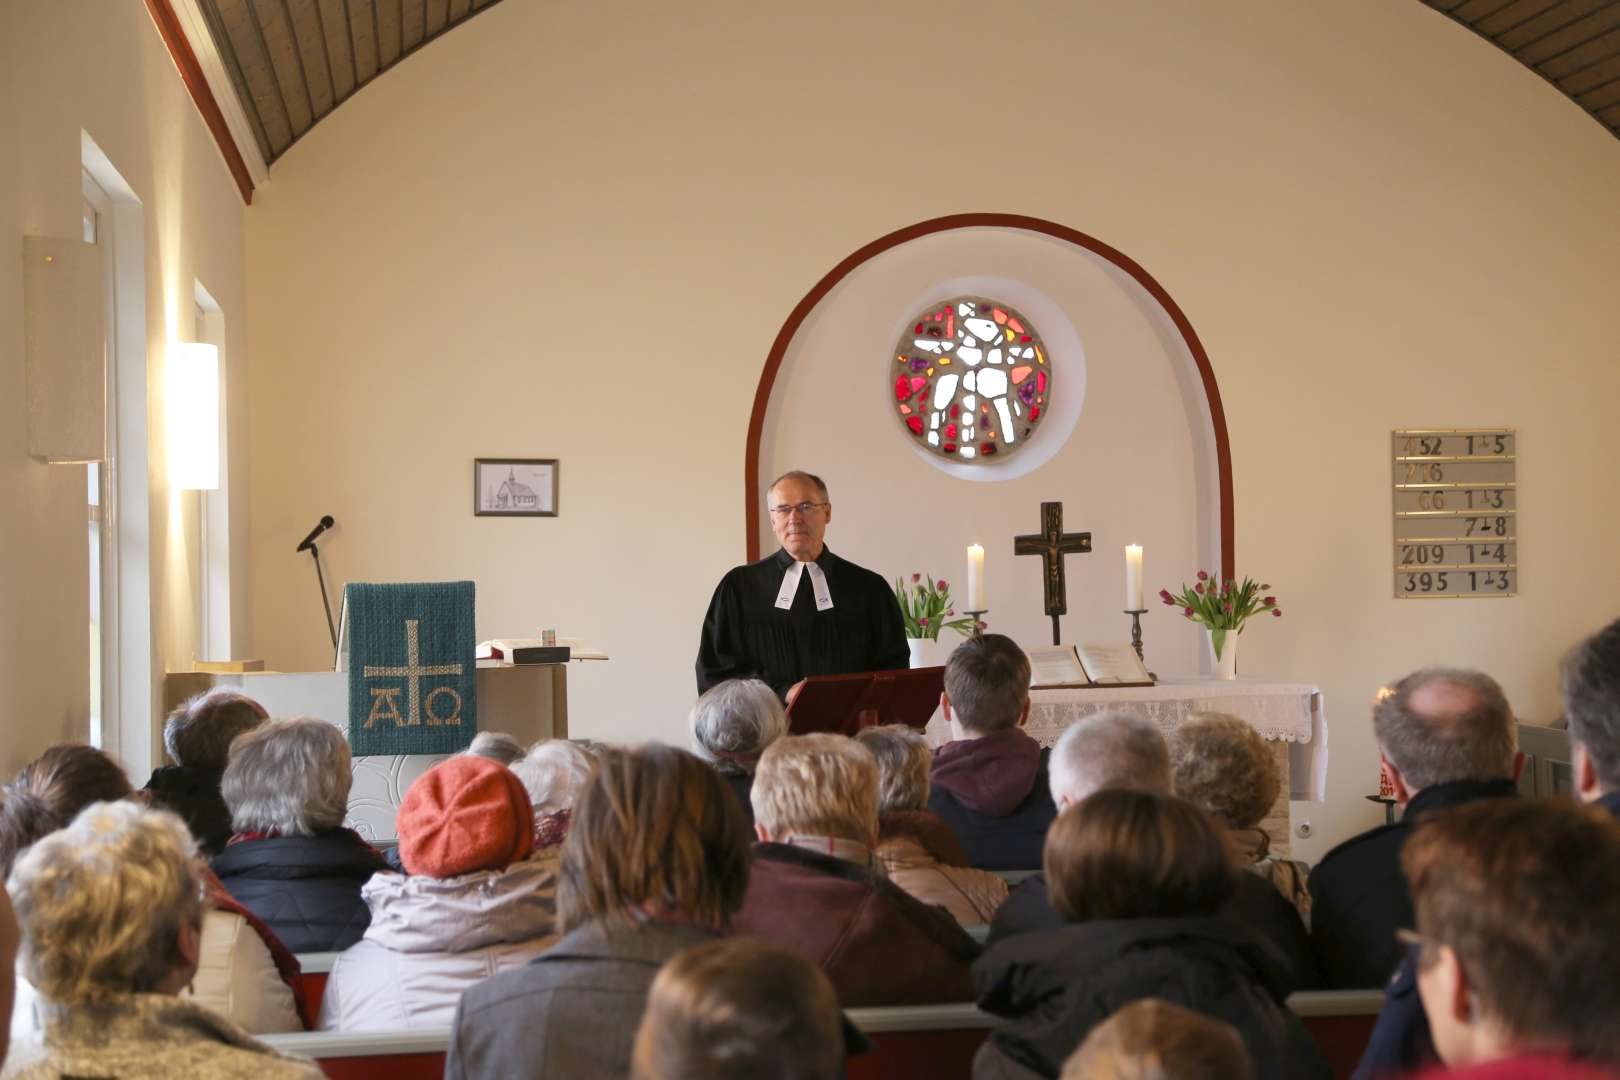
688, 678, 787, 827
210, 718, 387, 953
854, 725, 1008, 927
3, 801, 319, 1079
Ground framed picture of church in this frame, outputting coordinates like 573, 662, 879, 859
474, 458, 558, 517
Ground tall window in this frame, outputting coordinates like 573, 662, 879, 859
81, 171, 116, 748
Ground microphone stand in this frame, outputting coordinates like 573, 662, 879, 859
303, 540, 338, 651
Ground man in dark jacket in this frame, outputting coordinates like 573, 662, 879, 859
1310, 668, 1523, 993
928, 635, 1056, 870
1357, 626, 1620, 1079
144, 689, 267, 855
987, 710, 1319, 990
733, 733, 979, 1005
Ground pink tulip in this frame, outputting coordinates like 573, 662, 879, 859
1159, 588, 1174, 604
1195, 582, 1204, 594
1272, 609, 1282, 617
1183, 606, 1194, 616
911, 573, 921, 583
918, 617, 930, 626
1263, 596, 1277, 605
936, 579, 948, 591
976, 620, 988, 631
1197, 570, 1209, 581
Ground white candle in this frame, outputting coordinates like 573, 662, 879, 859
1125, 544, 1144, 610
966, 544, 986, 610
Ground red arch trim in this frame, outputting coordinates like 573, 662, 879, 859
745, 213, 1233, 579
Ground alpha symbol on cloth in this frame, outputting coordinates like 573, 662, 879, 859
1014, 501, 1092, 645
363, 619, 464, 727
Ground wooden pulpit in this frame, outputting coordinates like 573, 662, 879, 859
785, 666, 944, 736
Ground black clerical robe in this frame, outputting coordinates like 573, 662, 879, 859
696, 547, 910, 698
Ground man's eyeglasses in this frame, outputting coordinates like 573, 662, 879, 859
768, 501, 829, 518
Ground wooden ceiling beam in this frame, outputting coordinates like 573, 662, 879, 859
143, 0, 256, 203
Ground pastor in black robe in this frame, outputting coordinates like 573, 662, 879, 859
696, 547, 910, 698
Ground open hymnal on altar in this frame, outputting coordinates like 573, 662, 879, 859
1026, 643, 1155, 688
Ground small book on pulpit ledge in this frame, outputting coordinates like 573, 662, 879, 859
477, 640, 571, 665
1026, 643, 1155, 688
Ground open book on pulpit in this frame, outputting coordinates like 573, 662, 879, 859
785, 667, 944, 737
1027, 643, 1155, 688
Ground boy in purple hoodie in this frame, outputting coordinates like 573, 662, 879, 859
927, 634, 1056, 870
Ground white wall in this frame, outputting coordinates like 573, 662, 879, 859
0, 1, 251, 776
245, 0, 1620, 860
759, 227, 1215, 678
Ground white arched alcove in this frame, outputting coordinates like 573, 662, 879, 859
755, 222, 1228, 677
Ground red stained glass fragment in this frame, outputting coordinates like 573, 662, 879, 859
945, 423, 958, 439
1037, 371, 1047, 394
895, 376, 909, 401
1031, 406, 1041, 420
915, 323, 925, 334
910, 377, 927, 393
916, 389, 928, 403
947, 312, 954, 338
899, 405, 912, 415
1020, 336, 1031, 343
1007, 317, 1025, 334
906, 416, 924, 436
950, 405, 960, 419
992, 308, 1008, 325
927, 326, 942, 336
981, 443, 997, 456
942, 443, 957, 453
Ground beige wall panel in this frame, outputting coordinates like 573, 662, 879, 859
23, 235, 105, 462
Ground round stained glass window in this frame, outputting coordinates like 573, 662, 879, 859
890, 296, 1050, 462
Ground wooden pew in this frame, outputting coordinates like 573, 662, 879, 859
845, 1002, 993, 1080
264, 985, 1384, 1080
291, 952, 339, 1027
1291, 989, 1385, 1080
263, 1027, 452, 1080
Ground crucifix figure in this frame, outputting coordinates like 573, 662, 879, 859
1014, 502, 1092, 645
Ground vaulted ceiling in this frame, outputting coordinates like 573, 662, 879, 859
194, 0, 506, 165
1421, 0, 1620, 139
163, 0, 1620, 205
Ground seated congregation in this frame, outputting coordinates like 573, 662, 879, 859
1, 624, 1619, 1078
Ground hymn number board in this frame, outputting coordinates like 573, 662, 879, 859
1393, 429, 1517, 599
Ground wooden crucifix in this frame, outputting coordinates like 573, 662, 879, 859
1014, 502, 1092, 645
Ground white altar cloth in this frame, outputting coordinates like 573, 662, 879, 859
926, 678, 1327, 801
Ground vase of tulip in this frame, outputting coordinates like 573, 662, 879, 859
894, 573, 978, 668
1160, 571, 1280, 680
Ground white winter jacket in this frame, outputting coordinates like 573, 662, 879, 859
316, 849, 561, 1031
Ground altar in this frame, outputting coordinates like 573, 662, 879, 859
162, 664, 568, 842
924, 677, 1327, 855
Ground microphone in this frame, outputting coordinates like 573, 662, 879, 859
296, 515, 335, 553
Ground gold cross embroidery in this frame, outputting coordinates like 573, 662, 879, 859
363, 619, 463, 726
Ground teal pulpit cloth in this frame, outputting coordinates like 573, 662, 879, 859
345, 581, 477, 756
